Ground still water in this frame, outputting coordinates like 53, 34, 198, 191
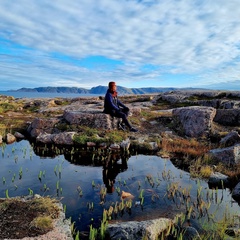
0, 91, 101, 99
0, 140, 239, 235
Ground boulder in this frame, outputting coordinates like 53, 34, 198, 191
27, 118, 60, 138
52, 132, 76, 145
6, 133, 16, 144
107, 218, 173, 240
214, 109, 240, 126
36, 133, 55, 144
220, 131, 240, 147
63, 111, 118, 130
172, 106, 216, 138
208, 144, 240, 165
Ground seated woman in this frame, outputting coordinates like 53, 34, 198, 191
103, 82, 138, 132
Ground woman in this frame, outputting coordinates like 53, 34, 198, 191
103, 82, 138, 132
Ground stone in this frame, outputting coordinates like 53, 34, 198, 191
36, 133, 55, 144
172, 106, 216, 138
14, 132, 25, 139
63, 111, 114, 129
51, 132, 76, 145
120, 139, 130, 150
27, 117, 60, 138
220, 131, 240, 147
6, 133, 16, 144
214, 109, 240, 126
208, 144, 240, 165
107, 218, 173, 240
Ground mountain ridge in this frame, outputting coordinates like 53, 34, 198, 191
10, 86, 206, 95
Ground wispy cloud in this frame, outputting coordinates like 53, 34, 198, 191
0, 0, 240, 90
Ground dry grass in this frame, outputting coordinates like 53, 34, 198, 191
160, 136, 210, 158
30, 216, 53, 230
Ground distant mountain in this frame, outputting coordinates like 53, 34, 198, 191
11, 86, 203, 95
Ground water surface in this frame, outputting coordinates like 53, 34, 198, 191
0, 140, 239, 234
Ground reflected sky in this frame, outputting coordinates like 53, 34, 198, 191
0, 140, 239, 234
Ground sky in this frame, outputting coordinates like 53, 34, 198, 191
1, 0, 240, 91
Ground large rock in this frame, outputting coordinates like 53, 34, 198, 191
214, 109, 240, 126
27, 118, 60, 138
52, 132, 76, 145
63, 111, 117, 129
36, 133, 55, 144
107, 218, 173, 240
220, 131, 240, 147
172, 106, 216, 138
208, 144, 240, 165
36, 132, 76, 145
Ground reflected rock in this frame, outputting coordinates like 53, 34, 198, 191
208, 172, 229, 189
232, 182, 240, 201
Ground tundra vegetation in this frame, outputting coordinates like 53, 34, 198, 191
0, 91, 240, 239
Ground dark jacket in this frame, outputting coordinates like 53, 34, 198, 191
103, 89, 127, 114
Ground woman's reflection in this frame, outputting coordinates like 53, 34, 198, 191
103, 153, 128, 193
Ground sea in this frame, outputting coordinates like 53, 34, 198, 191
0, 91, 102, 98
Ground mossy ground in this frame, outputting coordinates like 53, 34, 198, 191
0, 196, 60, 239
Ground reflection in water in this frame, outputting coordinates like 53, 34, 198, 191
102, 153, 128, 193
31, 140, 131, 193
1, 140, 240, 237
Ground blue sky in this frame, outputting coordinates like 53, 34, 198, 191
0, 0, 240, 90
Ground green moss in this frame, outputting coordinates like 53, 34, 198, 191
104, 130, 127, 144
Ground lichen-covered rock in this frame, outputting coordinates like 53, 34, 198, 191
107, 218, 173, 240
220, 131, 240, 147
208, 144, 240, 165
51, 132, 76, 145
63, 111, 116, 129
27, 118, 60, 138
214, 109, 240, 126
172, 106, 216, 138
36, 133, 55, 144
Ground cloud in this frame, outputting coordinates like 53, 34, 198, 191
0, 0, 240, 89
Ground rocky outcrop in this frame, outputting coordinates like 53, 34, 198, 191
27, 118, 61, 138
36, 132, 76, 145
63, 111, 114, 129
214, 109, 240, 126
220, 131, 240, 147
107, 218, 173, 240
208, 144, 240, 165
172, 106, 216, 138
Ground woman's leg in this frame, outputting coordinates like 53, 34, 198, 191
115, 111, 132, 129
